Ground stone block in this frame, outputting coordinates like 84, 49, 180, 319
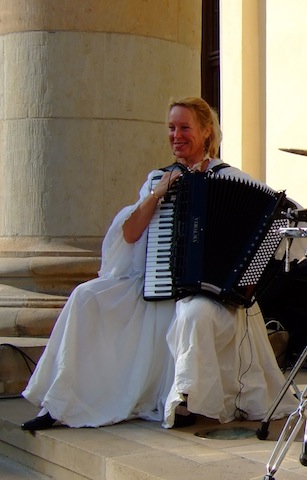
0, 337, 47, 396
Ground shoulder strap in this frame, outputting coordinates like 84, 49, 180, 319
159, 162, 231, 174
159, 162, 190, 173
207, 162, 230, 174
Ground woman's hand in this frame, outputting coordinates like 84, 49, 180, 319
151, 170, 182, 198
122, 170, 182, 244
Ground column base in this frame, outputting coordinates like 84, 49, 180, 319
0, 237, 102, 336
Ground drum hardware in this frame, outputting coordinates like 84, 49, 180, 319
283, 208, 307, 222
260, 219, 307, 479
257, 345, 307, 439
279, 207, 307, 272
262, 381, 307, 480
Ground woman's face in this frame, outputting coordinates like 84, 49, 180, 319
168, 105, 210, 166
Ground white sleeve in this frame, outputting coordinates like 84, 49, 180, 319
98, 170, 162, 279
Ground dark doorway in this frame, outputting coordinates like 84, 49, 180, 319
201, 0, 220, 114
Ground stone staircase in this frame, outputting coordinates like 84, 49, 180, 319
0, 453, 52, 480
0, 249, 100, 398
1, 305, 307, 479
1, 394, 307, 480
0, 338, 307, 480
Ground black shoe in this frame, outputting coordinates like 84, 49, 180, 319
21, 413, 56, 431
173, 401, 196, 428
173, 412, 196, 428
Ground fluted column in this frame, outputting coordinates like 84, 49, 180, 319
0, 0, 201, 336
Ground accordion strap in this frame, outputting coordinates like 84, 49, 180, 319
159, 162, 190, 173
159, 161, 230, 174
205, 162, 230, 174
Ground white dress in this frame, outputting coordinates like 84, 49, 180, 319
23, 161, 304, 428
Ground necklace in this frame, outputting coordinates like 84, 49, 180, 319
192, 157, 209, 172
177, 156, 210, 173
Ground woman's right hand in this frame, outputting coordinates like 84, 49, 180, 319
152, 170, 182, 198
122, 170, 182, 244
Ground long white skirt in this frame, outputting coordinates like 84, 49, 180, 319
163, 295, 298, 427
23, 280, 298, 428
23, 276, 175, 427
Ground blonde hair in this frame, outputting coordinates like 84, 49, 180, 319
168, 96, 222, 158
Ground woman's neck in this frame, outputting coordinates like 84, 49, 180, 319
177, 156, 210, 172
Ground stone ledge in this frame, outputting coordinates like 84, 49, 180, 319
0, 307, 61, 337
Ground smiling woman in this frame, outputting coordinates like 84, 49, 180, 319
122, 98, 220, 244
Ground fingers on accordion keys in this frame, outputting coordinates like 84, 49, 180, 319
164, 192, 171, 203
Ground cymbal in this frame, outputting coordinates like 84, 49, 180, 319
279, 148, 307, 156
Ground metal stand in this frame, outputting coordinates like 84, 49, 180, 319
257, 220, 307, 440
261, 218, 307, 478
263, 385, 307, 480
257, 345, 307, 440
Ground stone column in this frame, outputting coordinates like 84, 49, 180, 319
220, 0, 265, 181
0, 0, 201, 336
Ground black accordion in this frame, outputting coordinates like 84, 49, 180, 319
143, 171, 294, 308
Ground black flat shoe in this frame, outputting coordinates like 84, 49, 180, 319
173, 412, 196, 428
173, 401, 196, 428
21, 413, 56, 431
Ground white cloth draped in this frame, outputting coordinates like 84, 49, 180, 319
163, 298, 297, 427
23, 161, 304, 428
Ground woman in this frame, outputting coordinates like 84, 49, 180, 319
21, 97, 301, 431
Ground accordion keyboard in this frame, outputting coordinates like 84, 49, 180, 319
143, 175, 176, 300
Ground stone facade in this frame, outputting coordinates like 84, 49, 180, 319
0, 0, 202, 336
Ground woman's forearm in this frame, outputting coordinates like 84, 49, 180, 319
123, 170, 181, 244
122, 191, 160, 243
123, 172, 181, 243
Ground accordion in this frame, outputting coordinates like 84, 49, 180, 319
143, 171, 294, 308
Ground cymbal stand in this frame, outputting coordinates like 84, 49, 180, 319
263, 384, 307, 480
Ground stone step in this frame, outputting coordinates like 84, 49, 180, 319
0, 337, 47, 397
0, 396, 307, 480
0, 454, 53, 480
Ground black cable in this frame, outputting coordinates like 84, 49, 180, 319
0, 343, 37, 375
234, 310, 253, 421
